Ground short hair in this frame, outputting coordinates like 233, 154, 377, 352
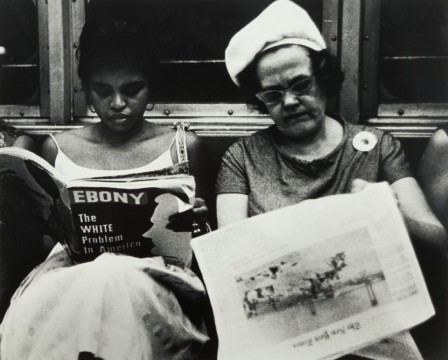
236, 46, 344, 112
77, 12, 159, 86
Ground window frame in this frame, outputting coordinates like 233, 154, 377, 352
0, 0, 71, 126
359, 0, 448, 138
5, 0, 445, 140
69, 0, 341, 136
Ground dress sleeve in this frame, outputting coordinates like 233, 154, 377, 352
379, 132, 413, 183
215, 141, 249, 195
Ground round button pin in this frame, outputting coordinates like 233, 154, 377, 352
352, 131, 378, 152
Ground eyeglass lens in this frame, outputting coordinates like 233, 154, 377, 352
257, 77, 312, 104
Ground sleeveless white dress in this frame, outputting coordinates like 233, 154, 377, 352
0, 127, 209, 360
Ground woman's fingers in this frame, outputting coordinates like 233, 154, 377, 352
350, 179, 371, 193
167, 198, 209, 232
351, 179, 400, 207
192, 198, 208, 221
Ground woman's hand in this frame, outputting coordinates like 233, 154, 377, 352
351, 179, 400, 208
166, 198, 209, 233
350, 178, 371, 193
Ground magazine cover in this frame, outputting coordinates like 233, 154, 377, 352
0, 147, 195, 266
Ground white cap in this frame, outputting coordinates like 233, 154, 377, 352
225, 0, 326, 86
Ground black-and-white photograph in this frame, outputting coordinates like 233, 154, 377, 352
0, 0, 447, 359
234, 228, 391, 342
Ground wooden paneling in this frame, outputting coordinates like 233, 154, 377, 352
47, 0, 71, 124
71, 0, 87, 117
360, 0, 380, 119
339, 0, 361, 123
38, 0, 50, 116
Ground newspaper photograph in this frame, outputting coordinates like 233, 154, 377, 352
192, 183, 434, 360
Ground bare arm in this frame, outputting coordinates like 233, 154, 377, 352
418, 129, 448, 230
353, 176, 448, 353
216, 193, 249, 228
391, 177, 448, 250
186, 131, 213, 205
390, 177, 448, 358
39, 135, 59, 167
353, 177, 447, 249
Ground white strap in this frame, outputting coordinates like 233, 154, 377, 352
48, 134, 61, 152
174, 122, 190, 164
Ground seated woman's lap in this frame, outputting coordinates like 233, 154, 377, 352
0, 251, 209, 360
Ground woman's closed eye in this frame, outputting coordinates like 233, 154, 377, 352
121, 81, 146, 97
91, 81, 146, 98
91, 83, 113, 98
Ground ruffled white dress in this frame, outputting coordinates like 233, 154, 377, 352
0, 130, 209, 360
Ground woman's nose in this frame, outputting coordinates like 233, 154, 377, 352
110, 93, 126, 110
283, 90, 301, 107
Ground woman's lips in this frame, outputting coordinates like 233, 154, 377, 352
284, 112, 308, 121
108, 114, 130, 124
109, 113, 129, 120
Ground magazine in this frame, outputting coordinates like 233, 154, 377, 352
191, 183, 434, 360
0, 147, 195, 267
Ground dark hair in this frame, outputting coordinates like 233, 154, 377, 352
77, 12, 159, 86
236, 46, 344, 112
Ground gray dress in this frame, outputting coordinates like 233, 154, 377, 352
216, 118, 412, 216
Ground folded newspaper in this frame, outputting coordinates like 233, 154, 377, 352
0, 147, 195, 266
191, 183, 434, 360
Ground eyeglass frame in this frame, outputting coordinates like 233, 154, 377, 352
255, 76, 314, 105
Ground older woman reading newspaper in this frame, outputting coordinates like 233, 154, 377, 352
216, 1, 447, 358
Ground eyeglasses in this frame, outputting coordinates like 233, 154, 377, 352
255, 76, 313, 105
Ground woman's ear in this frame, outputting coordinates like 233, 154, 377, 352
145, 101, 154, 112
145, 88, 155, 112
85, 84, 95, 113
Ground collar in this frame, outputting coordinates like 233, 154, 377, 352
266, 115, 347, 178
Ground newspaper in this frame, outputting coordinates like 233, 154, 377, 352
0, 147, 195, 267
191, 182, 434, 360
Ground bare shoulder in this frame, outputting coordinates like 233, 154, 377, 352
427, 128, 448, 152
419, 128, 448, 196
53, 126, 90, 145
185, 130, 202, 150
41, 127, 89, 166
141, 122, 175, 142
421, 129, 448, 169
185, 130, 206, 163
40, 135, 59, 166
